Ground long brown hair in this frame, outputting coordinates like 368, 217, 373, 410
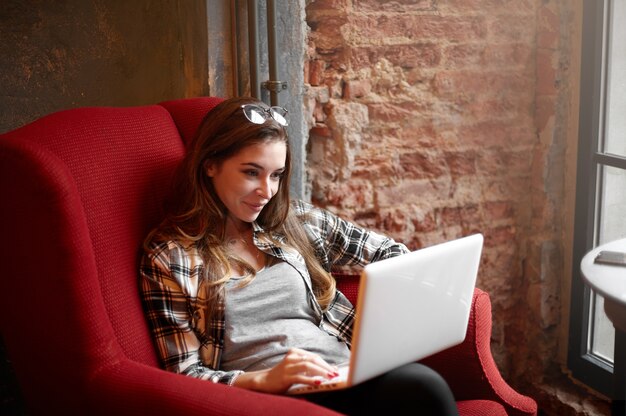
146, 97, 336, 317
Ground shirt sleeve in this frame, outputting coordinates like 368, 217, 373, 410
139, 241, 243, 385
292, 200, 410, 269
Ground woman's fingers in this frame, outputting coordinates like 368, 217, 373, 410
286, 348, 340, 382
306, 356, 340, 378
287, 348, 335, 372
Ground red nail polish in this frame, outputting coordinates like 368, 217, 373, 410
315, 379, 322, 385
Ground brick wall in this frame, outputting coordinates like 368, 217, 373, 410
304, 0, 609, 413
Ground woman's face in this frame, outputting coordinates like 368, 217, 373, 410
207, 140, 287, 224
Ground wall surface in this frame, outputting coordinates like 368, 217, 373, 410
304, 0, 608, 413
0, 0, 208, 134
0, 1, 208, 413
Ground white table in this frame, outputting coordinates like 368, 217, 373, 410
581, 238, 626, 416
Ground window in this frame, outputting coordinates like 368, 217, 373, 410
569, 0, 626, 397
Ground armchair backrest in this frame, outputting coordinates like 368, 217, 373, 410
0, 97, 222, 406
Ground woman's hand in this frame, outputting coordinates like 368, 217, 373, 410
232, 348, 340, 394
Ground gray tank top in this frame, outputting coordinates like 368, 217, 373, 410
220, 261, 351, 372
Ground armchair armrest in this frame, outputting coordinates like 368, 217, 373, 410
419, 288, 537, 416
89, 359, 342, 416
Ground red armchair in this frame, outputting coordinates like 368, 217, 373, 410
0, 97, 537, 416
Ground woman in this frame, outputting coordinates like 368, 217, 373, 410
140, 97, 458, 415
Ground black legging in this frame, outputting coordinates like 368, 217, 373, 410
302, 363, 458, 416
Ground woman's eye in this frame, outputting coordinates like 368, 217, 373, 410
243, 170, 259, 177
271, 171, 284, 180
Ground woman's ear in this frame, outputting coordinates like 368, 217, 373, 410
204, 160, 217, 177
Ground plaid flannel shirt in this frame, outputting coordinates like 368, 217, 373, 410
139, 199, 408, 385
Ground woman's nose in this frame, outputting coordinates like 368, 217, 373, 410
257, 177, 273, 199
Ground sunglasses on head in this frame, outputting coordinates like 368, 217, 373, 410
241, 104, 289, 127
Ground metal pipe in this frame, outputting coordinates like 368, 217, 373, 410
247, 0, 261, 98
266, 0, 279, 105
230, 0, 240, 96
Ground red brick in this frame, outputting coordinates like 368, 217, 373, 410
445, 151, 477, 176
483, 201, 516, 221
350, 14, 487, 43
376, 178, 450, 208
310, 124, 332, 137
325, 181, 374, 208
352, 155, 398, 179
438, 204, 481, 228
343, 79, 371, 99
354, 0, 436, 13
442, 0, 534, 14
444, 44, 486, 68
380, 209, 410, 233
434, 71, 533, 100
485, 225, 518, 247
367, 101, 430, 123
397, 123, 438, 147
410, 210, 437, 233
308, 16, 347, 53
308, 60, 326, 86
350, 43, 441, 70
306, 0, 351, 14
308, 85, 330, 104
399, 150, 447, 179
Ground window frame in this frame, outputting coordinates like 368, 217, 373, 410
568, 0, 626, 398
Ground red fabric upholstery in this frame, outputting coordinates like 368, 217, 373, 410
159, 97, 225, 147
420, 290, 539, 416
457, 400, 508, 416
0, 97, 537, 415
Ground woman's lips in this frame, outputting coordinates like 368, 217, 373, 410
245, 201, 266, 212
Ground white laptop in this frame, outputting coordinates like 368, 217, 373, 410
287, 233, 484, 395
